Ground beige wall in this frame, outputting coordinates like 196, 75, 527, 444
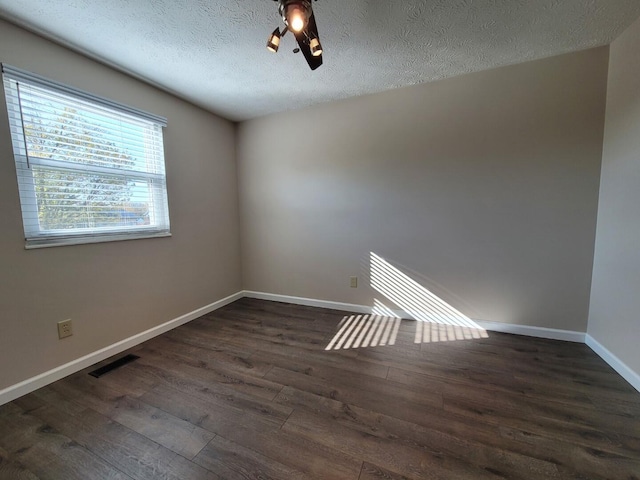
238, 48, 608, 330
0, 20, 241, 390
588, 18, 640, 375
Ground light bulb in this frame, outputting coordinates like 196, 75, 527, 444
310, 37, 322, 57
267, 29, 281, 53
288, 5, 306, 32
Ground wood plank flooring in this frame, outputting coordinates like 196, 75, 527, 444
1, 298, 639, 479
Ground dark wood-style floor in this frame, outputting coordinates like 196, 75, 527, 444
1, 298, 639, 479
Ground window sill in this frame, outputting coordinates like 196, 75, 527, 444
25, 231, 172, 249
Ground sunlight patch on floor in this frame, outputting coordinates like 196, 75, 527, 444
417, 321, 488, 344
325, 313, 402, 350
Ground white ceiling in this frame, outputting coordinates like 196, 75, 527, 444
1, 0, 639, 121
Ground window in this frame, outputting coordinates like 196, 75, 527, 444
2, 64, 170, 248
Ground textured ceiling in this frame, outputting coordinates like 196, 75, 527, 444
1, 0, 639, 121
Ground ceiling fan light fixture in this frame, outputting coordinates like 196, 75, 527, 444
270, 0, 323, 70
266, 28, 281, 53
310, 37, 322, 57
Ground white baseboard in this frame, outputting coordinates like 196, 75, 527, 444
586, 334, 640, 393
0, 291, 243, 406
476, 320, 585, 343
243, 290, 373, 315
242, 290, 586, 342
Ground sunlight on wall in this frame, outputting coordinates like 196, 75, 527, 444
324, 253, 487, 351
371, 298, 401, 318
370, 252, 482, 329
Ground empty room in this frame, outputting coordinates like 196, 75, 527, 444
1, 0, 639, 478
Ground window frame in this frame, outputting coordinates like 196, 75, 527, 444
2, 64, 171, 249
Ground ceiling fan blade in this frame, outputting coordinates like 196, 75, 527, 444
293, 11, 323, 70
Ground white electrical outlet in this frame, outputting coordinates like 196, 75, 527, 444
57, 319, 73, 339
350, 276, 358, 288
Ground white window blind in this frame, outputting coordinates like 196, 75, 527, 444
2, 64, 171, 248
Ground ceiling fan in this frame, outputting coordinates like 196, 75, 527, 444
266, 0, 323, 70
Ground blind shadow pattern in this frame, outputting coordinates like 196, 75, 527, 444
325, 253, 487, 351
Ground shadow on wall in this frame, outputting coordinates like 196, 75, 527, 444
325, 252, 488, 351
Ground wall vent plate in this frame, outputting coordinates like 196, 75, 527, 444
89, 354, 140, 378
